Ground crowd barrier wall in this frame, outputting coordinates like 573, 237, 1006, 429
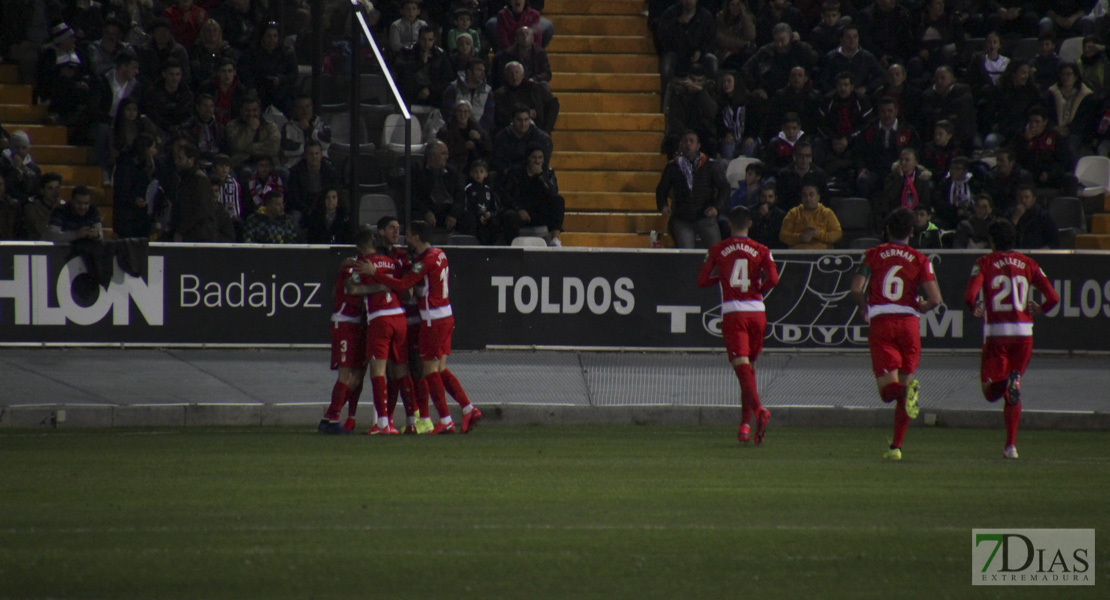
1, 243, 1108, 352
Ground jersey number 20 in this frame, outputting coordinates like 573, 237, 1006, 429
991, 275, 1029, 311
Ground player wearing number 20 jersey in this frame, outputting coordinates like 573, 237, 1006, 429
851, 208, 942, 460
698, 206, 780, 444
963, 220, 1058, 459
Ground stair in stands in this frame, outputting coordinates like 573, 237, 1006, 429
545, 0, 666, 247
0, 65, 111, 236
1077, 196, 1110, 249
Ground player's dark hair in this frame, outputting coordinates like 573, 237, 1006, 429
376, 215, 398, 231
988, 219, 1016, 251
885, 207, 914, 240
408, 220, 430, 243
355, 227, 376, 250
728, 205, 752, 231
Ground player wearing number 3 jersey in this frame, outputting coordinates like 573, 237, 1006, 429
698, 206, 780, 445
851, 208, 943, 461
963, 220, 1058, 459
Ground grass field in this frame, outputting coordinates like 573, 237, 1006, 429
0, 425, 1106, 599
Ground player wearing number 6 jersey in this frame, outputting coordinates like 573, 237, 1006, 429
359, 221, 482, 434
698, 206, 780, 444
851, 208, 942, 461
963, 220, 1059, 459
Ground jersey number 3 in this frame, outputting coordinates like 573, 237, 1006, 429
729, 259, 750, 292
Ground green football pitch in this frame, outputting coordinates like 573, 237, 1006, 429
1, 425, 1105, 599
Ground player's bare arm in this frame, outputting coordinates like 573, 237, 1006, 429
917, 280, 942, 313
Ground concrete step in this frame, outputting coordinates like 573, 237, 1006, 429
564, 211, 668, 233
41, 164, 102, 187
32, 145, 93, 164
13, 124, 68, 145
547, 35, 656, 54
552, 15, 647, 36
1075, 233, 1110, 249
553, 130, 663, 152
1091, 213, 1110, 234
0, 65, 19, 84
545, 0, 645, 15
560, 231, 673, 248
0, 104, 48, 124
551, 151, 665, 172
558, 92, 659, 114
558, 112, 664, 132
551, 72, 660, 93
549, 53, 658, 74
565, 191, 656, 212
0, 84, 33, 104
99, 206, 113, 228
559, 170, 659, 193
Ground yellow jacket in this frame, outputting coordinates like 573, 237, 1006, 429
779, 203, 843, 249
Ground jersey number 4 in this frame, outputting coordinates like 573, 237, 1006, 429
991, 274, 1029, 311
729, 259, 751, 292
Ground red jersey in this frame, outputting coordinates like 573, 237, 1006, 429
861, 242, 936, 320
963, 251, 1059, 338
331, 256, 365, 324
697, 235, 779, 313
391, 246, 422, 327
374, 246, 452, 322
361, 251, 406, 322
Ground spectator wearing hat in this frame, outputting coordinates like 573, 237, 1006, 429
164, 0, 209, 50
137, 17, 191, 89
0, 131, 43, 202
35, 22, 90, 104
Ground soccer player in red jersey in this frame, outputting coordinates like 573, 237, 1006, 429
360, 221, 482, 434
963, 220, 1059, 459
346, 226, 419, 435
851, 208, 943, 460
697, 206, 780, 444
319, 242, 369, 434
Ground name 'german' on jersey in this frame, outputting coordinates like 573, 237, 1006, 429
861, 242, 936, 320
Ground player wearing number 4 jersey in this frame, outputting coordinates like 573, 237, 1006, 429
963, 220, 1059, 459
359, 220, 482, 434
851, 208, 943, 461
698, 206, 780, 444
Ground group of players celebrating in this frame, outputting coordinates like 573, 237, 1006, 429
319, 217, 482, 436
700, 200, 1059, 459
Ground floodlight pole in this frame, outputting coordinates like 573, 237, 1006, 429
349, 1, 362, 214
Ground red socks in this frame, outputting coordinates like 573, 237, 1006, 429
397, 374, 417, 417
733, 363, 761, 426
325, 382, 348, 421
346, 383, 362, 418
424, 371, 450, 418
415, 376, 430, 418
893, 396, 910, 448
441, 368, 471, 408
387, 377, 399, 420
370, 375, 387, 422
1004, 401, 1021, 446
880, 382, 906, 404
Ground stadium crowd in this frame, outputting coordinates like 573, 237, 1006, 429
0, 0, 566, 246
651, 0, 1109, 250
